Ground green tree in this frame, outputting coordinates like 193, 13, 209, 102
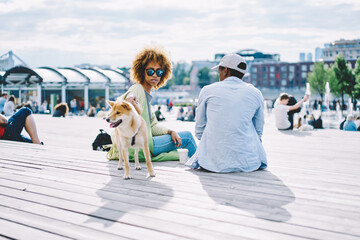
327, 65, 340, 97
333, 55, 355, 109
171, 62, 189, 85
353, 58, 360, 100
307, 62, 327, 103
197, 67, 211, 88
183, 77, 190, 85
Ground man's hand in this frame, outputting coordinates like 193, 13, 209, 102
169, 130, 182, 147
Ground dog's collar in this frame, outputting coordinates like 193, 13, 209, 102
131, 129, 140, 146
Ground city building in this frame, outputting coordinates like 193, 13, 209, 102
306, 53, 313, 62
299, 52, 306, 62
315, 47, 324, 62
249, 59, 357, 92
189, 49, 280, 90
323, 39, 360, 61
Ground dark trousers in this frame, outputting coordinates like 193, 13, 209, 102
287, 96, 301, 130
2, 107, 33, 143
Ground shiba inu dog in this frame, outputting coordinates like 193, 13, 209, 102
106, 100, 156, 179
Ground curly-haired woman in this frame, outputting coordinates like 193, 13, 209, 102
113, 45, 197, 162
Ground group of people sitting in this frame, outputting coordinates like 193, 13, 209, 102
0, 49, 278, 174
340, 114, 360, 131
273, 93, 309, 130
274, 92, 359, 132
177, 105, 196, 122
52, 102, 108, 118
295, 114, 323, 131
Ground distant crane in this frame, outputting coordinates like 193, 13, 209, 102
0, 51, 28, 71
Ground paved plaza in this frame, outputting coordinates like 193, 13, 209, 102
0, 109, 359, 239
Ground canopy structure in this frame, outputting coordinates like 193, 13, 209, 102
2, 66, 42, 86
101, 68, 128, 86
1, 65, 130, 112
77, 68, 110, 84
57, 67, 90, 84
35, 67, 66, 84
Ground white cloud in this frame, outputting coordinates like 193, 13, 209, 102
0, 0, 359, 67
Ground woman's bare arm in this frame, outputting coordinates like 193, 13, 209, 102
0, 114, 8, 126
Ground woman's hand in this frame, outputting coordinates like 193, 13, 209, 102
168, 130, 182, 147
125, 95, 138, 105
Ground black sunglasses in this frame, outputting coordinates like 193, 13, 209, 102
146, 68, 164, 77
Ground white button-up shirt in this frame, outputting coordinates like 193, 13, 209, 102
186, 76, 267, 172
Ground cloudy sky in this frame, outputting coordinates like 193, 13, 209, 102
1, 0, 359, 68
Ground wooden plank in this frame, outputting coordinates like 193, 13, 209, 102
0, 194, 189, 240
1, 169, 360, 239
1, 114, 360, 240
0, 206, 127, 240
0, 218, 72, 240
1, 176, 359, 240
2, 159, 360, 214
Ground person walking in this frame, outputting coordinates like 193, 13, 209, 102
185, 53, 267, 173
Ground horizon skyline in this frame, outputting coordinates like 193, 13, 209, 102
1, 0, 360, 68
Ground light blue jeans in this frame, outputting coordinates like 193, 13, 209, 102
152, 131, 197, 157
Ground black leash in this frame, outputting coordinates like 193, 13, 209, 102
131, 129, 139, 146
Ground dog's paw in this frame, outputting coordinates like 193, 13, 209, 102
117, 166, 123, 170
147, 172, 156, 178
123, 175, 131, 180
135, 166, 142, 170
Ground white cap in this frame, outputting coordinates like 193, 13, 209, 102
212, 53, 247, 74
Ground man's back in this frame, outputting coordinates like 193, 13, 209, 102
193, 77, 267, 172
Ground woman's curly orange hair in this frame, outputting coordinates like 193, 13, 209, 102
130, 46, 172, 89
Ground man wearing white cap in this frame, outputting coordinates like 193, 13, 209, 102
185, 53, 267, 172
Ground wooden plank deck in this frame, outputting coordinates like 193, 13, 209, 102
0, 113, 359, 239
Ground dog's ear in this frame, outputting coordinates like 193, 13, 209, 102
106, 100, 115, 108
121, 101, 131, 110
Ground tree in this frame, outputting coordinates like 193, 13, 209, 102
333, 55, 354, 110
171, 62, 189, 85
197, 67, 211, 88
353, 58, 360, 100
307, 62, 327, 103
327, 65, 340, 97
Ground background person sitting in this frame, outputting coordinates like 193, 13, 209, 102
343, 114, 357, 131
177, 106, 185, 121
96, 107, 107, 118
184, 105, 196, 122
0, 92, 8, 114
87, 105, 96, 117
3, 95, 16, 116
287, 95, 302, 129
53, 103, 69, 117
354, 115, 360, 131
274, 93, 309, 130
296, 115, 313, 131
154, 106, 165, 121
0, 107, 41, 144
